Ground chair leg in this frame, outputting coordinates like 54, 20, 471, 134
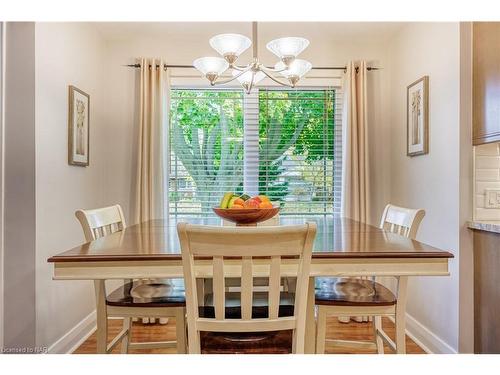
187, 331, 201, 354
94, 280, 108, 354
175, 308, 187, 354
373, 316, 384, 354
395, 276, 408, 354
121, 318, 132, 354
315, 307, 327, 354
304, 277, 317, 353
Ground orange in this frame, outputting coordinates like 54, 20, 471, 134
258, 195, 270, 202
230, 204, 244, 209
233, 197, 245, 206
259, 201, 273, 209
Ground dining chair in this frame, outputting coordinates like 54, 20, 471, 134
75, 205, 187, 354
177, 222, 316, 354
315, 204, 425, 354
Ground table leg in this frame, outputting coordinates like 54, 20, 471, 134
94, 280, 108, 354
395, 276, 408, 354
304, 277, 316, 354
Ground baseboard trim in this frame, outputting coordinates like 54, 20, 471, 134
47, 310, 96, 354
389, 313, 457, 354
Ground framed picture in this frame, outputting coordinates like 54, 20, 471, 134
407, 76, 429, 156
68, 85, 90, 166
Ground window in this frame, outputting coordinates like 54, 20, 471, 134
169, 87, 341, 217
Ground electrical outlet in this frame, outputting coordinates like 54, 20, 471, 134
485, 189, 500, 208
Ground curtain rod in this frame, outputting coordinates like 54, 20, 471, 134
123, 63, 381, 72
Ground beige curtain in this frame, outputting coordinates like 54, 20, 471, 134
341, 60, 370, 223
340, 61, 371, 324
135, 59, 171, 324
135, 58, 170, 224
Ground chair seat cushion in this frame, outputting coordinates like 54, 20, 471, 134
199, 291, 295, 319
199, 291, 295, 354
200, 330, 293, 354
315, 277, 396, 306
106, 281, 185, 307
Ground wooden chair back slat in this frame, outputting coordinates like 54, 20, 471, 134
268, 256, 281, 320
241, 257, 253, 320
75, 205, 126, 242
379, 204, 425, 240
213, 256, 225, 320
178, 222, 316, 354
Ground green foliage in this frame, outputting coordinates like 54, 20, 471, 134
171, 90, 244, 212
258, 90, 334, 204
259, 90, 334, 163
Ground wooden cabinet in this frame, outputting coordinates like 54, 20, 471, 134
473, 22, 500, 145
473, 229, 500, 353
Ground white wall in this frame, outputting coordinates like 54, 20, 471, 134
458, 22, 474, 353
102, 28, 394, 226
388, 22, 463, 352
35, 23, 110, 350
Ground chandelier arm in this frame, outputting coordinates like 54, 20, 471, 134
231, 63, 251, 71
260, 65, 288, 73
260, 69, 295, 88
211, 66, 252, 86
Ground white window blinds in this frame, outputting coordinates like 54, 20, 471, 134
169, 89, 244, 215
333, 88, 343, 214
255, 89, 339, 214
169, 87, 342, 217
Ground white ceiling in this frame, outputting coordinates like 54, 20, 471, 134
92, 22, 405, 44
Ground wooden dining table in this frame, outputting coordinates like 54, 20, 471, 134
48, 215, 453, 354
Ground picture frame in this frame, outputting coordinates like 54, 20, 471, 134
407, 76, 429, 157
68, 85, 90, 166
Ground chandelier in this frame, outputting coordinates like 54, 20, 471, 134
193, 22, 312, 93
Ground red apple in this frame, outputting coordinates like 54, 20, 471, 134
243, 198, 260, 209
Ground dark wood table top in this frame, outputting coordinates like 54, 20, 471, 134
48, 216, 453, 263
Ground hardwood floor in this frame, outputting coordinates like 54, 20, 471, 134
74, 317, 425, 354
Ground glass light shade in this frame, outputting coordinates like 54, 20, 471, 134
193, 57, 229, 76
232, 70, 265, 85
266, 37, 309, 59
275, 59, 312, 79
209, 34, 252, 57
